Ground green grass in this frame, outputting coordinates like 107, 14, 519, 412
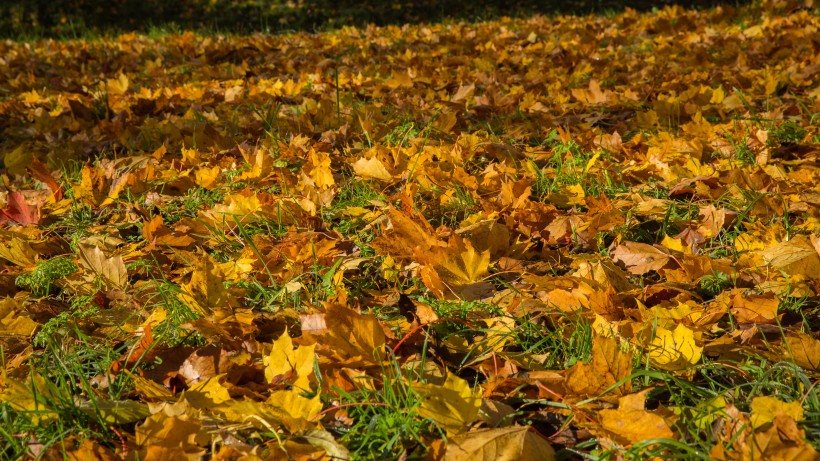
16, 256, 78, 297
1, 329, 138, 459
332, 351, 445, 460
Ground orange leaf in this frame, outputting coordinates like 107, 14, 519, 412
611, 241, 672, 275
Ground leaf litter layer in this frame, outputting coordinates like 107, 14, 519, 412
0, 1, 819, 459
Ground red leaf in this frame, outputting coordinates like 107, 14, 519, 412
0, 191, 39, 225
28, 159, 64, 201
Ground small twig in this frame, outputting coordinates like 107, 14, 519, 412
310, 401, 391, 421
392, 317, 475, 353
109, 425, 127, 459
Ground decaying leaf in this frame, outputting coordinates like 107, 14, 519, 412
611, 241, 672, 275
2, 3, 819, 459
77, 244, 128, 290
444, 426, 556, 461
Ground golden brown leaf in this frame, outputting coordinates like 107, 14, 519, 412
444, 426, 556, 461
611, 241, 672, 275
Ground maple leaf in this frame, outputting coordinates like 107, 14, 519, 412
352, 155, 393, 181
0, 191, 39, 225
597, 392, 675, 445
649, 324, 703, 371
0, 230, 39, 266
412, 373, 481, 436
565, 334, 632, 398
611, 241, 673, 275
305, 303, 386, 368
264, 329, 316, 392
431, 235, 490, 287
750, 396, 804, 429
178, 253, 232, 315
0, 297, 39, 337
444, 425, 556, 461
28, 158, 64, 201
77, 244, 128, 291
781, 332, 820, 372
0, 373, 59, 424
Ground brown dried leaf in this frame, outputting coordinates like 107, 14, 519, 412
77, 244, 128, 290
444, 426, 556, 461
611, 241, 672, 275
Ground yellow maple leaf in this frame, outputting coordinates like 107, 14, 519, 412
77, 244, 128, 291
649, 324, 702, 370
264, 329, 316, 392
352, 156, 393, 181
413, 374, 481, 436
179, 253, 231, 315
0, 297, 39, 337
432, 235, 490, 286
308, 150, 335, 189
599, 406, 674, 444
0, 373, 59, 424
444, 425, 556, 461
750, 396, 804, 429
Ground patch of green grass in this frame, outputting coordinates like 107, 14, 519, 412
769, 121, 806, 145
436, 185, 479, 229
249, 100, 285, 142
1, 329, 136, 459
33, 295, 98, 348
16, 256, 78, 297
139, 272, 205, 347
382, 119, 421, 147
159, 186, 224, 225
332, 351, 444, 460
530, 132, 629, 203
325, 178, 385, 237
697, 271, 732, 299
506, 312, 594, 369
425, 298, 504, 321
48, 204, 110, 250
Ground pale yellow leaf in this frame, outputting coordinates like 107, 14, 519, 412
352, 156, 393, 181
77, 244, 128, 290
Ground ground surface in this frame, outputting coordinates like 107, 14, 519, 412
0, 1, 819, 460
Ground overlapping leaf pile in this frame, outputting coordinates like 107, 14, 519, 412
0, 1, 819, 459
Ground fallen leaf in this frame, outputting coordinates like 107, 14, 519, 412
28, 159, 64, 201
0, 191, 39, 225
0, 230, 39, 266
650, 324, 702, 371
565, 334, 632, 398
77, 244, 128, 290
598, 402, 675, 444
178, 253, 232, 314
750, 396, 804, 429
413, 373, 481, 435
444, 425, 556, 461
352, 156, 393, 181
781, 332, 820, 372
264, 329, 316, 392
611, 241, 672, 275
0, 297, 39, 337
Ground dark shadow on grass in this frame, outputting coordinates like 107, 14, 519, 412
1, 0, 754, 39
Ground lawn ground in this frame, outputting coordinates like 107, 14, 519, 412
0, 1, 819, 459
